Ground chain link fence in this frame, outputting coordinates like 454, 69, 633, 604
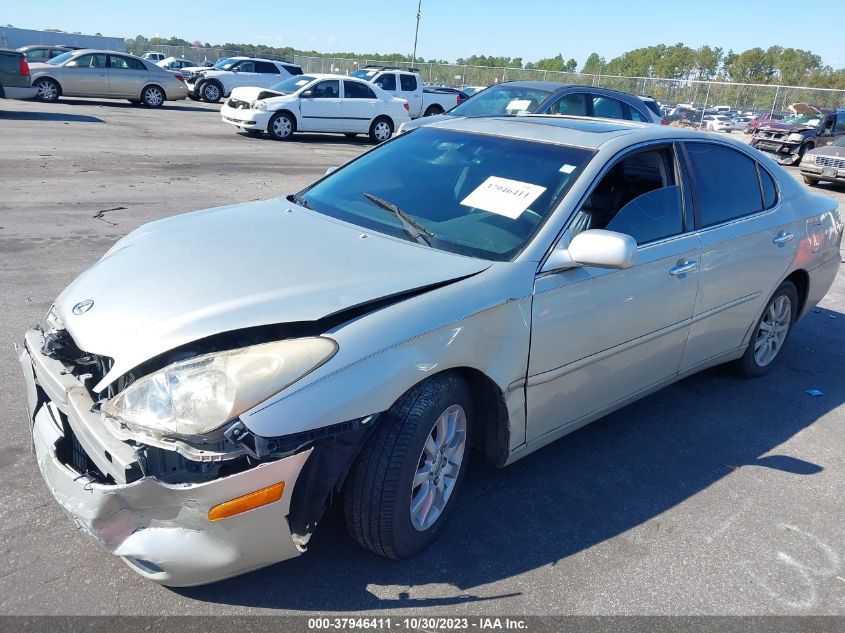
147, 44, 845, 114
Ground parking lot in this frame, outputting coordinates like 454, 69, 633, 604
1, 97, 844, 616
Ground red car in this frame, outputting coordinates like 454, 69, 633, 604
745, 112, 785, 134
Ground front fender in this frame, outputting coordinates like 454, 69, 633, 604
240, 262, 536, 450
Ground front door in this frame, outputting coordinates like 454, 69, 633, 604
299, 80, 343, 132
527, 144, 701, 443
62, 53, 109, 96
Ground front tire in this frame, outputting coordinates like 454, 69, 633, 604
267, 111, 295, 140
200, 81, 222, 103
735, 281, 798, 377
369, 117, 393, 143
344, 372, 473, 560
34, 78, 60, 103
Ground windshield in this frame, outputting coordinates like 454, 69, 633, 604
350, 69, 378, 79
299, 127, 591, 261
47, 51, 74, 66
448, 84, 554, 117
782, 113, 822, 127
212, 57, 237, 70
269, 75, 316, 94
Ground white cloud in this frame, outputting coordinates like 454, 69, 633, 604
327, 35, 337, 45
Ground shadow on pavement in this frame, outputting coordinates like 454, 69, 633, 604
0, 110, 104, 123
177, 305, 844, 611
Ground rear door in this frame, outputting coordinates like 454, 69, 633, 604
107, 55, 147, 97
398, 73, 422, 116
62, 53, 109, 96
678, 141, 797, 371
254, 60, 283, 87
342, 80, 379, 132
299, 79, 343, 131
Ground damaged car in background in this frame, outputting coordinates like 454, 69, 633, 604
18, 116, 842, 586
750, 102, 845, 165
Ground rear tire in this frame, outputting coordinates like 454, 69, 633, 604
423, 105, 443, 117
141, 85, 165, 108
33, 78, 60, 103
735, 281, 798, 378
343, 372, 473, 560
368, 117, 393, 143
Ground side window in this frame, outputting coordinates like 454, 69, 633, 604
549, 92, 587, 116
69, 54, 107, 68
344, 80, 376, 99
255, 61, 280, 74
235, 61, 255, 73
629, 108, 649, 123
684, 143, 764, 227
27, 49, 49, 61
399, 74, 417, 91
109, 56, 144, 70
282, 64, 303, 76
374, 73, 396, 91
570, 147, 684, 245
758, 165, 778, 209
592, 95, 625, 119
311, 80, 340, 98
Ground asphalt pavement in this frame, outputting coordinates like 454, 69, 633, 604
0, 97, 843, 616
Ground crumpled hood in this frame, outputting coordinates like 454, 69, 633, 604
760, 121, 815, 133
229, 86, 288, 103
55, 199, 489, 391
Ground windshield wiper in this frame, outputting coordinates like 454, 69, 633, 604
363, 192, 433, 246
287, 193, 314, 210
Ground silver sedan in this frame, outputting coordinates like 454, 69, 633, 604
18, 117, 842, 586
28, 49, 188, 107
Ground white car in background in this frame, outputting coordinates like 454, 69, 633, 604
185, 56, 303, 103
702, 114, 733, 132
156, 57, 195, 73
221, 74, 411, 143
141, 52, 166, 63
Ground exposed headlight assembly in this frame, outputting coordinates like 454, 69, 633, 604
251, 101, 267, 111
788, 133, 805, 143
102, 338, 337, 438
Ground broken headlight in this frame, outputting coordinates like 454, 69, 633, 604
250, 101, 267, 111
102, 338, 337, 438
788, 133, 805, 143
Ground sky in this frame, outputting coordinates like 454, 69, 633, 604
3, 0, 842, 69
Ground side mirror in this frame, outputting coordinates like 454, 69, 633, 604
301, 89, 313, 98
232, 67, 240, 73
543, 229, 637, 273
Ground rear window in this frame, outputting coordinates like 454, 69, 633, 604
255, 61, 280, 74
685, 143, 764, 227
374, 73, 396, 91
450, 84, 553, 116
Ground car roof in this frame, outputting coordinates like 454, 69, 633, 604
426, 114, 742, 150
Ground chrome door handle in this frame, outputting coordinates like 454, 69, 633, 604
772, 232, 795, 246
670, 260, 698, 276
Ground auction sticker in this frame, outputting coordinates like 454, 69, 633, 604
460, 176, 546, 219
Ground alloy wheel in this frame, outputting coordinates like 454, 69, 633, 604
144, 87, 163, 107
36, 80, 57, 102
374, 121, 391, 141
409, 404, 467, 532
273, 116, 292, 138
753, 295, 792, 367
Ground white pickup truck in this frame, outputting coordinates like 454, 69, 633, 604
349, 66, 459, 118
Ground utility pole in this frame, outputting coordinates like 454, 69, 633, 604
411, 0, 422, 64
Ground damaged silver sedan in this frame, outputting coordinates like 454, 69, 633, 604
19, 116, 843, 586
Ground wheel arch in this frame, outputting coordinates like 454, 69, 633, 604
34, 75, 62, 96
141, 83, 165, 100
785, 268, 810, 320
274, 108, 299, 131
449, 367, 511, 468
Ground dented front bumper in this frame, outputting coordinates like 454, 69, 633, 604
18, 330, 311, 586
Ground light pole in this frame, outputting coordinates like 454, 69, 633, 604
411, 0, 422, 64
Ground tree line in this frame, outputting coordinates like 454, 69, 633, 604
124, 35, 845, 89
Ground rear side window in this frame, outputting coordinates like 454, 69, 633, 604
759, 166, 778, 209
281, 64, 302, 75
25, 48, 50, 61
629, 108, 649, 123
592, 96, 624, 119
548, 92, 587, 116
685, 143, 764, 227
344, 80, 376, 99
374, 73, 396, 91
109, 55, 145, 70
400, 74, 417, 91
255, 61, 280, 74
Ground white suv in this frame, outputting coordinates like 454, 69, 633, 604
186, 57, 303, 103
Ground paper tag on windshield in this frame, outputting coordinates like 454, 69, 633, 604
560, 164, 576, 174
460, 176, 547, 219
295, 79, 310, 86
506, 99, 532, 112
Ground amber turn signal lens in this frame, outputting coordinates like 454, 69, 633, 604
208, 482, 285, 522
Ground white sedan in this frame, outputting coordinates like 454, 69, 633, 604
220, 74, 411, 143
702, 114, 734, 132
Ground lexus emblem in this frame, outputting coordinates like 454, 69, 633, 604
72, 299, 95, 315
